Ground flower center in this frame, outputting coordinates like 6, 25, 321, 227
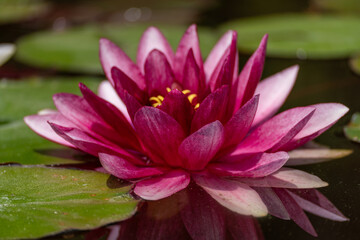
149, 88, 199, 109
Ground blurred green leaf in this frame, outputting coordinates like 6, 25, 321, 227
0, 0, 48, 24
344, 112, 360, 142
221, 14, 360, 59
314, 0, 360, 13
0, 166, 138, 239
16, 24, 218, 73
349, 54, 360, 75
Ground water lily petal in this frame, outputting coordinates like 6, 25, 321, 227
182, 49, 201, 94
231, 106, 315, 155
274, 188, 317, 237
233, 34, 267, 111
137, 26, 174, 73
253, 187, 290, 220
287, 189, 348, 221
174, 24, 203, 83
134, 170, 190, 200
226, 212, 264, 240
238, 167, 328, 189
24, 112, 75, 147
133, 107, 186, 166
180, 185, 226, 240
194, 175, 268, 217
191, 85, 229, 132
222, 95, 259, 149
211, 152, 289, 178
97, 81, 130, 122
204, 30, 237, 82
122, 90, 142, 122
252, 65, 299, 126
99, 153, 164, 179
179, 121, 224, 171
280, 103, 349, 151
159, 89, 194, 133
144, 49, 175, 96
99, 38, 145, 89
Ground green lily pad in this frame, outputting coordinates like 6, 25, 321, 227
0, 77, 101, 165
344, 112, 360, 142
349, 54, 360, 75
0, 0, 48, 24
15, 24, 218, 73
221, 14, 360, 59
314, 0, 360, 13
0, 166, 138, 239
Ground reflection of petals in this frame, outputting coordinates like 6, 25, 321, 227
254, 187, 290, 220
286, 148, 352, 166
194, 175, 268, 217
226, 210, 264, 240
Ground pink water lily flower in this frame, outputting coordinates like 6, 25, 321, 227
25, 25, 349, 237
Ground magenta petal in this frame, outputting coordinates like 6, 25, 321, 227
253, 187, 290, 220
111, 67, 146, 103
159, 89, 194, 133
274, 188, 317, 237
144, 49, 175, 96
99, 38, 145, 89
233, 34, 267, 111
211, 152, 289, 178
182, 49, 201, 94
133, 106, 186, 166
122, 90, 142, 122
222, 95, 259, 149
191, 85, 229, 132
174, 24, 203, 82
99, 153, 164, 179
238, 167, 328, 189
194, 175, 268, 217
97, 81, 130, 122
226, 210, 264, 240
252, 65, 299, 126
287, 189, 348, 221
24, 113, 75, 147
134, 170, 190, 200
179, 121, 224, 171
137, 26, 174, 73
204, 30, 237, 82
180, 184, 226, 240
231, 106, 315, 155
280, 103, 349, 151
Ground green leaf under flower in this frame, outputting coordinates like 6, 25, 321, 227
0, 166, 138, 239
344, 112, 360, 142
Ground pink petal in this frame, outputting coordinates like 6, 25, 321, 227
253, 187, 290, 220
237, 167, 328, 189
180, 184, 226, 240
99, 153, 164, 179
99, 38, 145, 89
204, 30, 237, 82
252, 65, 299, 126
194, 175, 268, 217
97, 81, 130, 122
225, 210, 264, 240
232, 34, 267, 111
222, 95, 259, 149
144, 49, 175, 96
280, 103, 349, 151
122, 90, 142, 122
287, 189, 348, 221
137, 26, 174, 74
133, 106, 186, 166
24, 112, 75, 147
179, 121, 224, 171
174, 24, 203, 83
159, 89, 194, 134
134, 170, 190, 200
274, 188, 317, 237
191, 85, 229, 132
111, 67, 146, 103
182, 49, 201, 94
230, 106, 315, 155
211, 152, 289, 178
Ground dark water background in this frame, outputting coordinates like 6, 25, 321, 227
0, 0, 359, 239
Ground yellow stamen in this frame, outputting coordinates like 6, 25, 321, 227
194, 103, 200, 110
182, 89, 191, 95
166, 87, 171, 92
157, 95, 164, 101
187, 93, 197, 103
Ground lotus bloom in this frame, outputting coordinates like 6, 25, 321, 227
25, 25, 349, 237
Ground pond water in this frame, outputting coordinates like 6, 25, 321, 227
0, 0, 359, 239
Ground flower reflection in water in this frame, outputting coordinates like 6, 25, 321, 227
25, 25, 349, 238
